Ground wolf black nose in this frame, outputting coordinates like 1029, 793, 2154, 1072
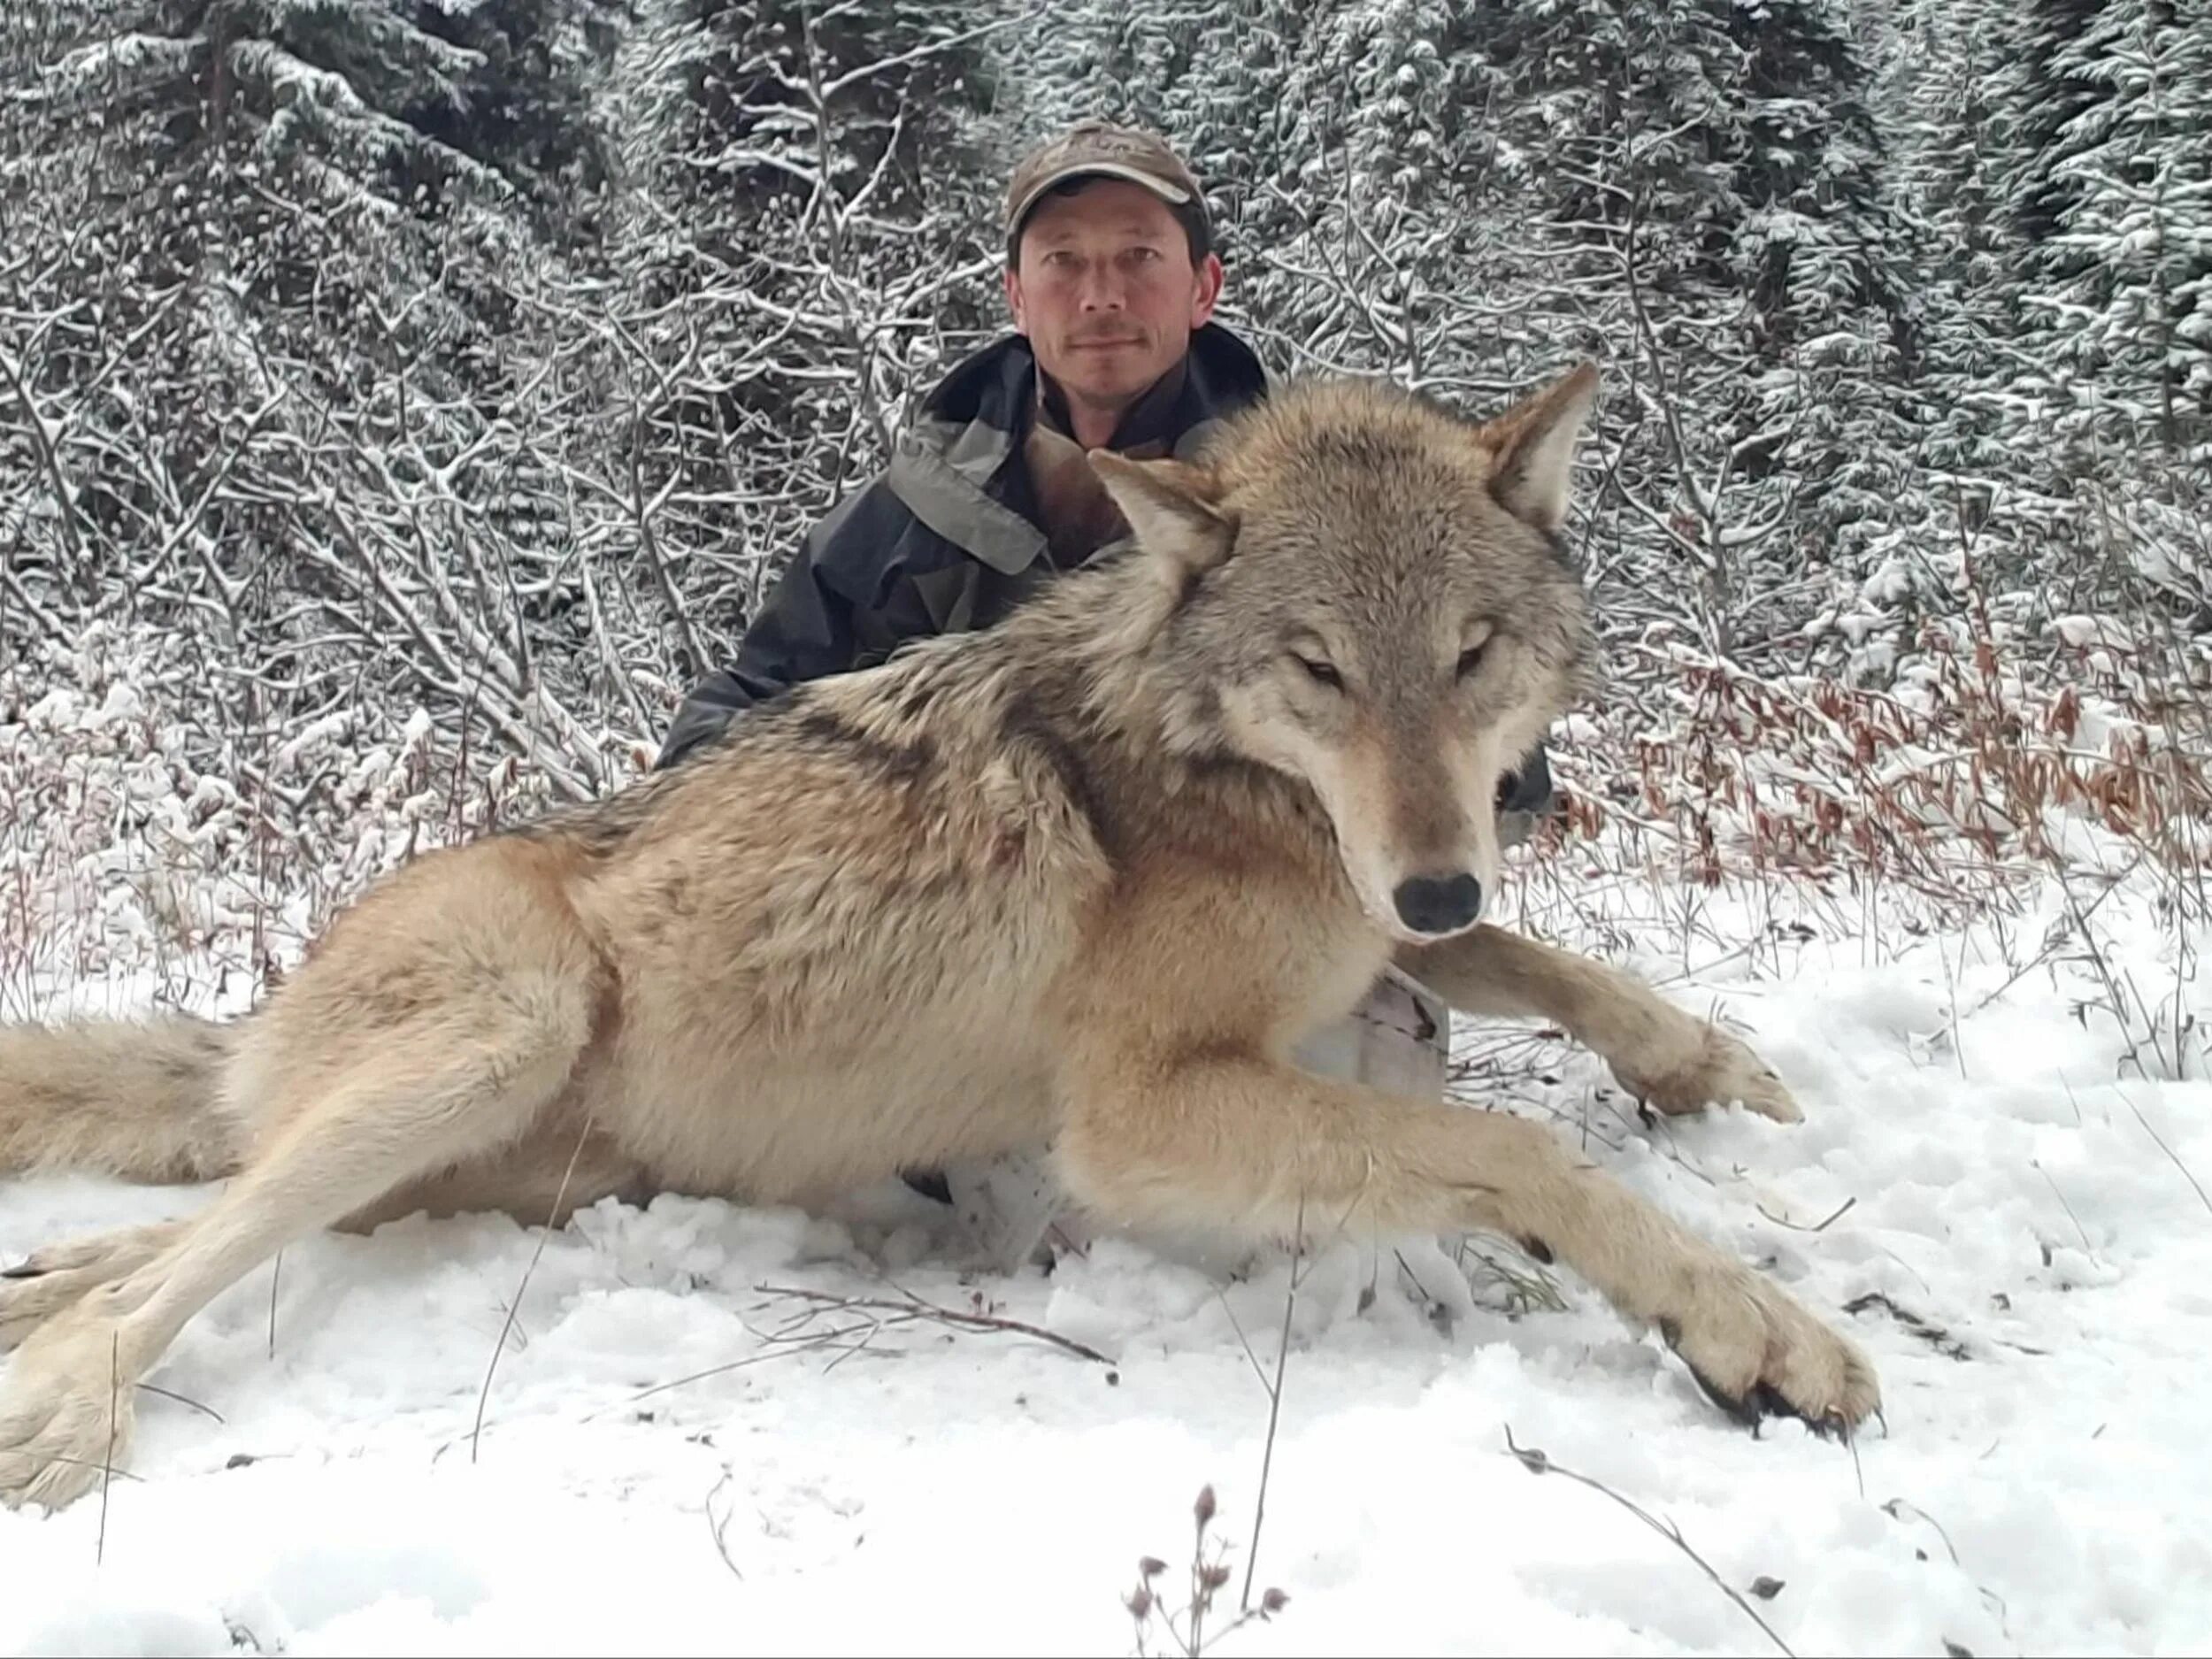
1393, 872, 1483, 935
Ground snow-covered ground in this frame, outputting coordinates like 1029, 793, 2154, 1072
2, 841, 2207, 1657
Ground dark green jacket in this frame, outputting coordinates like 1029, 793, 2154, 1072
657, 322, 1271, 769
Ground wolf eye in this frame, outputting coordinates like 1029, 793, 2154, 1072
1455, 641, 1488, 680
1293, 654, 1344, 691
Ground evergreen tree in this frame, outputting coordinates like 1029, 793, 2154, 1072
2008, 0, 2109, 248
17, 0, 619, 219
2034, 0, 2212, 450
0, 0, 634, 797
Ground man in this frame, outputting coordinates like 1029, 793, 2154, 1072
659, 121, 1559, 1261
658, 121, 1267, 762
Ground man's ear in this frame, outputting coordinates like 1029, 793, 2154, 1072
1471, 360, 1600, 534
1087, 451, 1237, 576
1189, 251, 1225, 329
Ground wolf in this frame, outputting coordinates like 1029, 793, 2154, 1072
0, 365, 1877, 1509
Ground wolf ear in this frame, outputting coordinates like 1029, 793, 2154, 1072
1087, 451, 1237, 576
1471, 361, 1600, 534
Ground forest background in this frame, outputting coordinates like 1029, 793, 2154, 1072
4, 0, 2208, 983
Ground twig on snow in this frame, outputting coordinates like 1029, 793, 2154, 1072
1502, 1425, 1794, 1658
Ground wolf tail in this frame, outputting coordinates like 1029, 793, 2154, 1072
0, 1013, 245, 1184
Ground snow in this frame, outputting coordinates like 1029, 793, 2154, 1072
3, 852, 2208, 1657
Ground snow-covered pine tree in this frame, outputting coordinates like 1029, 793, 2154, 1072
16, 0, 582, 221
1, 0, 636, 841
1380, 0, 1909, 657
2008, 0, 2109, 250
2034, 0, 2212, 454
1996, 0, 2212, 631
1865, 0, 2028, 475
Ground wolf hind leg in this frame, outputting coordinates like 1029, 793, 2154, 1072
0, 981, 596, 1511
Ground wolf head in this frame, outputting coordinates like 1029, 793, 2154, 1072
1089, 365, 1601, 945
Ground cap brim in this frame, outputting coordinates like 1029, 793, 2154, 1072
1007, 162, 1193, 237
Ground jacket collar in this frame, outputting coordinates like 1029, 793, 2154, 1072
887, 322, 1270, 575
1033, 352, 1189, 456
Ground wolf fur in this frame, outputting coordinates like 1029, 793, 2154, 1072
0, 365, 1875, 1509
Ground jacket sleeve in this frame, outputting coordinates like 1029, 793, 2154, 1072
656, 548, 853, 769
656, 478, 929, 771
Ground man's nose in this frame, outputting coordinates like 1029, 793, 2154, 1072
1079, 270, 1126, 310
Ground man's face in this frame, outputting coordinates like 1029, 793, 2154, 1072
1004, 179, 1225, 412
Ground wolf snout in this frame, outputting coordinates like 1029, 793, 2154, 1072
1392, 872, 1483, 936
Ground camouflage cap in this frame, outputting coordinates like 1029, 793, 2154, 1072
1003, 120, 1211, 263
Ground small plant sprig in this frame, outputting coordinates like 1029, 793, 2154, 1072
1124, 1484, 1289, 1658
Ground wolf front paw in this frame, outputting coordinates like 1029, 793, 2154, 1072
1610, 1016, 1803, 1125
1656, 1266, 1879, 1437
0, 1322, 139, 1510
